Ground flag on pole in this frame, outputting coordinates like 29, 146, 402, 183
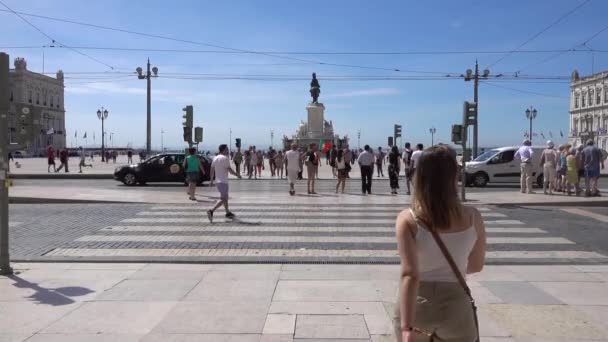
74, 130, 77, 138
560, 130, 564, 137
540, 132, 546, 139
83, 132, 87, 139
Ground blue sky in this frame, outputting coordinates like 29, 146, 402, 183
2, 0, 607, 150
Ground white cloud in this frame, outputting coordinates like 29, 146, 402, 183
326, 88, 400, 98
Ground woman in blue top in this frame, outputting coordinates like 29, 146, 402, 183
183, 147, 204, 200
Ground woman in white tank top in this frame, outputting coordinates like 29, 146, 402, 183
393, 145, 487, 342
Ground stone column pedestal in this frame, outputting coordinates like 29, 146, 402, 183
306, 102, 325, 138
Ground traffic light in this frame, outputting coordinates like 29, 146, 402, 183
194, 127, 203, 143
235, 138, 241, 148
388, 136, 394, 147
394, 124, 402, 139
451, 124, 464, 144
463, 101, 477, 127
183, 126, 192, 143
182, 105, 193, 128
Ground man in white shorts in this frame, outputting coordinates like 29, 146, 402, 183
207, 144, 241, 223
285, 143, 301, 196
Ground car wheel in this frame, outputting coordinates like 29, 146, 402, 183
123, 173, 137, 186
473, 172, 488, 187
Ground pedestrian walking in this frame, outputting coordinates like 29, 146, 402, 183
78, 147, 93, 173
183, 147, 205, 201
575, 145, 585, 195
256, 149, 264, 178
233, 147, 243, 175
329, 145, 338, 178
402, 143, 414, 195
376, 146, 385, 177
56, 149, 69, 173
127, 150, 133, 164
410, 144, 424, 187
343, 146, 353, 179
250, 147, 258, 179
244, 148, 252, 176
285, 144, 301, 195
112, 150, 117, 163
335, 149, 347, 193
275, 150, 285, 179
305, 143, 319, 194
566, 147, 579, 195
582, 139, 602, 196
268, 148, 277, 177
297, 148, 305, 180
8, 152, 13, 162
105, 151, 110, 164
207, 144, 241, 223
557, 145, 568, 193
388, 146, 401, 195
540, 140, 558, 195
393, 145, 486, 342
47, 145, 56, 173
357, 145, 374, 195
515, 139, 534, 194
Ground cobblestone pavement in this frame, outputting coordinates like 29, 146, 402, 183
9, 199, 608, 264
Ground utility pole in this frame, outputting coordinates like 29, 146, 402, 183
0, 52, 13, 275
137, 59, 158, 155
463, 61, 490, 158
357, 129, 361, 149
270, 129, 274, 148
161, 129, 164, 152
229, 128, 232, 154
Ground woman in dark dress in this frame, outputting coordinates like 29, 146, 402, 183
388, 146, 401, 195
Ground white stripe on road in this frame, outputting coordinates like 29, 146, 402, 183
149, 206, 492, 212
122, 218, 397, 224
483, 220, 524, 225
75, 235, 572, 244
561, 208, 608, 223
100, 226, 546, 234
136, 211, 507, 218
45, 248, 608, 259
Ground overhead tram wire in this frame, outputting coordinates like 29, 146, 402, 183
516, 21, 608, 73
481, 81, 569, 99
485, 0, 592, 69
0, 0, 118, 71
3, 44, 608, 55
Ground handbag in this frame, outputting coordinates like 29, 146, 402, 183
407, 211, 480, 342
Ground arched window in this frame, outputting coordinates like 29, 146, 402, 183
597, 88, 602, 104
575, 94, 580, 108
50, 95, 54, 107
28, 91, 32, 103
36, 93, 40, 105
589, 89, 594, 106
582, 93, 586, 107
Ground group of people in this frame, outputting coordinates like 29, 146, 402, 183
521, 138, 606, 196
231, 146, 286, 180
46, 145, 93, 174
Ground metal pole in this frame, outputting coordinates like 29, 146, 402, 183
473, 61, 479, 159
0, 52, 13, 275
101, 110, 105, 162
161, 129, 164, 152
529, 116, 533, 144
146, 58, 151, 155
461, 132, 467, 202
229, 128, 232, 154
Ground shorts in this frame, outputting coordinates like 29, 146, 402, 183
216, 182, 229, 200
186, 172, 199, 183
585, 167, 600, 178
287, 168, 299, 184
48, 158, 55, 165
338, 168, 348, 178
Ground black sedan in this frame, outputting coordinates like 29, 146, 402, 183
114, 153, 211, 186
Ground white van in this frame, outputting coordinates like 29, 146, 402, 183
464, 146, 545, 187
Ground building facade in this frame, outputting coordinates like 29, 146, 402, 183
8, 57, 65, 155
569, 70, 608, 150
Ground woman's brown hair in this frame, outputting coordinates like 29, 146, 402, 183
412, 145, 463, 230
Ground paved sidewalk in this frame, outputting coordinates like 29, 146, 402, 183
1, 263, 607, 341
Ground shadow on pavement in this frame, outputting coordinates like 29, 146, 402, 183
7, 274, 94, 306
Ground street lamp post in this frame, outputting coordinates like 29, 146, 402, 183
136, 58, 158, 156
525, 107, 538, 143
429, 127, 436, 146
161, 129, 164, 152
270, 129, 274, 148
463, 61, 491, 158
357, 129, 361, 149
96, 107, 109, 162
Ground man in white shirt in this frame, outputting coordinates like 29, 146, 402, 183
514, 139, 534, 194
357, 145, 375, 195
207, 144, 242, 223
402, 142, 413, 195
410, 143, 424, 175
284, 143, 301, 196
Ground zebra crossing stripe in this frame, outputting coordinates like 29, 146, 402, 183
121, 217, 523, 224
44, 248, 608, 259
75, 235, 573, 244
149, 206, 492, 212
100, 226, 546, 234
134, 211, 506, 218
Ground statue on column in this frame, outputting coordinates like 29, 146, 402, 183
310, 72, 320, 104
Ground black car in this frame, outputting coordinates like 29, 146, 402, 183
114, 153, 211, 186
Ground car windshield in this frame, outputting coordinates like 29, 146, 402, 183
143, 156, 161, 164
474, 149, 499, 162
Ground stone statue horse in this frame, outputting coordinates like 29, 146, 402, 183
310, 72, 321, 103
